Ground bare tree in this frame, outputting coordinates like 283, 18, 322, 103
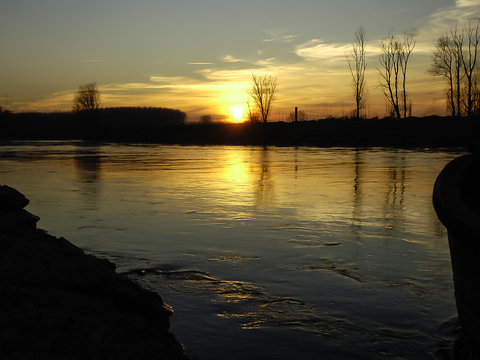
245, 99, 260, 123
73, 83, 101, 111
429, 35, 457, 116
378, 31, 402, 118
346, 26, 367, 119
473, 73, 480, 115
377, 29, 417, 118
461, 18, 480, 116
451, 26, 464, 116
400, 30, 417, 118
199, 115, 212, 124
432, 20, 480, 117
246, 74, 277, 123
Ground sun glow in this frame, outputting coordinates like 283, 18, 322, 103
230, 107, 244, 123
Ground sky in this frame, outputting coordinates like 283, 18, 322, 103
1, 0, 479, 122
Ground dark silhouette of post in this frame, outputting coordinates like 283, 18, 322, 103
295, 107, 298, 122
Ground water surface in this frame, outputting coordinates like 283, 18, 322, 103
0, 141, 462, 359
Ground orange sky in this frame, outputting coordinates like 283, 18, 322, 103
1, 0, 478, 122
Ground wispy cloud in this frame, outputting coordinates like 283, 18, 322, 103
412, 0, 480, 54
263, 29, 299, 43
295, 40, 351, 60
424, 0, 480, 33
456, 0, 480, 8
264, 34, 298, 43
15, 90, 74, 112
222, 55, 244, 63
254, 58, 277, 66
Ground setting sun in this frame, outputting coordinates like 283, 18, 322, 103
230, 107, 244, 123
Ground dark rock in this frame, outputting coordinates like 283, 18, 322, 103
0, 187, 191, 360
0, 185, 30, 212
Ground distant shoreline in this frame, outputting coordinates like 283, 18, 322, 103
1, 115, 477, 149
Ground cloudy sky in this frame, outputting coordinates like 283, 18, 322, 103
1, 0, 479, 121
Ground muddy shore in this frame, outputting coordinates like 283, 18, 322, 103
0, 185, 191, 360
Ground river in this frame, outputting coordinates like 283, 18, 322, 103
0, 141, 464, 359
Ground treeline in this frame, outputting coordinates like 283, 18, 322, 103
163, 116, 477, 148
0, 107, 186, 140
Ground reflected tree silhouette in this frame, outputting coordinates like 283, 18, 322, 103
351, 149, 364, 241
74, 143, 102, 210
254, 147, 274, 208
383, 153, 406, 231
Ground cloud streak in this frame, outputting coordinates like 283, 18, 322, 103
222, 55, 244, 63
295, 40, 352, 60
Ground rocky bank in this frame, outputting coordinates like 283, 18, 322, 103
0, 185, 191, 360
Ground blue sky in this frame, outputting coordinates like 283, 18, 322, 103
1, 0, 478, 120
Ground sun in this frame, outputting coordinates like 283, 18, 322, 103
230, 107, 244, 123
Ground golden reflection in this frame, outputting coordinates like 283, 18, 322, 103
219, 151, 251, 187
351, 149, 363, 237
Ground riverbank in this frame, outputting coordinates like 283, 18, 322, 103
0, 185, 191, 360
143, 116, 475, 148
1, 115, 477, 148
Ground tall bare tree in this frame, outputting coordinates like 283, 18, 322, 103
400, 30, 417, 118
377, 29, 417, 118
432, 20, 480, 117
346, 26, 367, 119
451, 25, 464, 116
461, 18, 480, 116
246, 74, 277, 123
378, 31, 402, 118
429, 35, 457, 116
73, 83, 101, 112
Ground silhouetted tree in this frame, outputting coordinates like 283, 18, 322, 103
429, 35, 457, 116
378, 32, 402, 118
199, 115, 212, 124
245, 99, 260, 123
431, 20, 480, 117
400, 30, 417, 118
378, 29, 417, 118
461, 18, 480, 116
474, 74, 480, 116
246, 74, 277, 123
73, 83, 101, 112
451, 26, 464, 116
346, 26, 367, 119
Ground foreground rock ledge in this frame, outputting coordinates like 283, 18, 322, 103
0, 189, 191, 360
